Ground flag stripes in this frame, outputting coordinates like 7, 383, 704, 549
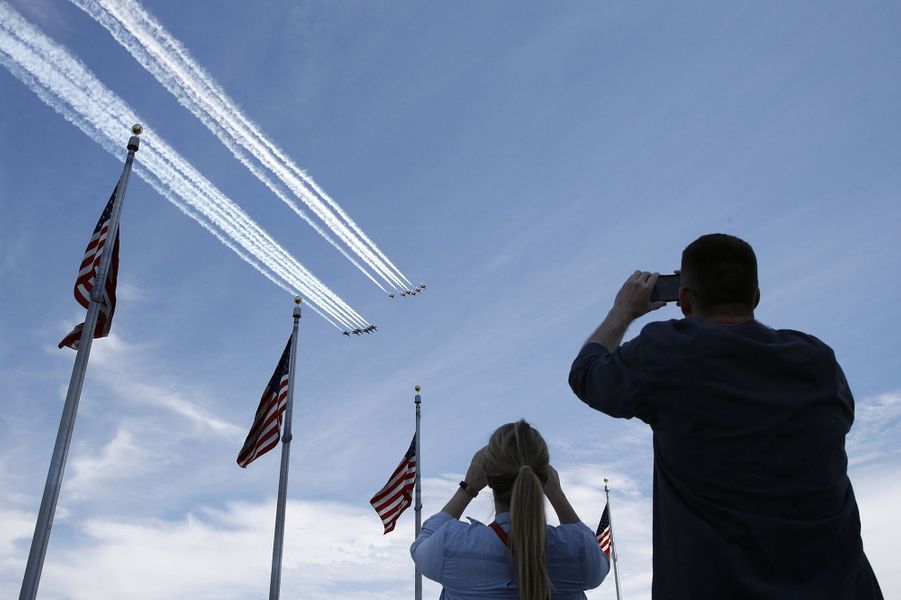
59, 187, 120, 350
370, 436, 417, 534
237, 337, 292, 467
596, 502, 611, 557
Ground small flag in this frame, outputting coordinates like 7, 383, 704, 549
596, 502, 612, 557
59, 187, 120, 350
370, 436, 417, 534
236, 337, 292, 467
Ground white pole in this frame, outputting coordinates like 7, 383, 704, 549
269, 297, 302, 600
414, 385, 422, 600
19, 127, 141, 600
604, 478, 623, 600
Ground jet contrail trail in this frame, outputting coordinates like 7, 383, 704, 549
72, 0, 414, 291
0, 2, 367, 330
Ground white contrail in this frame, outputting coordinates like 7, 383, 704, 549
73, 0, 413, 290
0, 3, 367, 330
0, 7, 364, 329
0, 6, 367, 330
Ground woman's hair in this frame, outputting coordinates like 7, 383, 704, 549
483, 420, 551, 600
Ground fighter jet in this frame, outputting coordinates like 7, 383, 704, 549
342, 331, 351, 337
388, 292, 395, 298
351, 328, 362, 335
420, 282, 427, 289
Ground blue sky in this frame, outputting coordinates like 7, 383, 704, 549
1, 1, 900, 597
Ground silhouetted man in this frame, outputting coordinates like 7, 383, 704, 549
569, 234, 882, 599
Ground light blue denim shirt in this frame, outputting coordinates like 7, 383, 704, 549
411, 511, 608, 599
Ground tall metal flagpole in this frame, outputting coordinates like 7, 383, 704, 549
19, 126, 142, 600
604, 478, 623, 600
414, 385, 422, 600
270, 296, 302, 600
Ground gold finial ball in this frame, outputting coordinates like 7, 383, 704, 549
294, 296, 302, 304
415, 385, 421, 392
131, 123, 143, 135
604, 477, 609, 483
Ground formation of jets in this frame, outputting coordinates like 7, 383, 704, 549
343, 283, 427, 336
391, 282, 427, 298
342, 325, 378, 336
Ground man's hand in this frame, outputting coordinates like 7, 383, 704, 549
585, 271, 667, 351
612, 271, 667, 321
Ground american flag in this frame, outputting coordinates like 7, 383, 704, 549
596, 502, 612, 557
370, 436, 417, 534
59, 187, 120, 350
236, 337, 292, 468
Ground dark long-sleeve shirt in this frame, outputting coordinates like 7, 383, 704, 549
569, 317, 882, 599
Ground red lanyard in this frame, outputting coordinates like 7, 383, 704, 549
489, 521, 509, 547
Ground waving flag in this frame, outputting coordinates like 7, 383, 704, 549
237, 337, 292, 467
59, 187, 120, 350
370, 436, 417, 534
596, 502, 612, 556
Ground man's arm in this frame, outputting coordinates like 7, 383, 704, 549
569, 271, 666, 420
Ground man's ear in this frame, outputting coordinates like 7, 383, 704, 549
753, 288, 760, 309
486, 475, 494, 489
679, 288, 692, 316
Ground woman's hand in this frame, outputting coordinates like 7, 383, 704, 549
463, 446, 488, 494
543, 465, 562, 498
544, 465, 580, 524
441, 446, 488, 519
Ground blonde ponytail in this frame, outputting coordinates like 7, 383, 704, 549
484, 420, 552, 600
510, 465, 550, 600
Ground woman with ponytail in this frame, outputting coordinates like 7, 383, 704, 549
411, 420, 607, 599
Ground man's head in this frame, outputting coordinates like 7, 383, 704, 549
679, 234, 759, 319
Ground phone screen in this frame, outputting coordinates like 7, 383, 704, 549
651, 274, 681, 302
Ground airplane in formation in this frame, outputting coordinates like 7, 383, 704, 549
394, 282, 428, 298
342, 325, 378, 336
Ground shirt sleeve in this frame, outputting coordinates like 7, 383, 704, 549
568, 338, 652, 422
557, 522, 610, 590
410, 511, 455, 582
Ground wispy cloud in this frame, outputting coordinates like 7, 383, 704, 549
65, 428, 152, 499
847, 390, 901, 466
51, 331, 245, 437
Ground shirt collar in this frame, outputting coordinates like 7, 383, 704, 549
494, 512, 511, 525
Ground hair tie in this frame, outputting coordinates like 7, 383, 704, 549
519, 465, 531, 474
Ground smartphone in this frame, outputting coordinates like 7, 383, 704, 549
650, 274, 681, 302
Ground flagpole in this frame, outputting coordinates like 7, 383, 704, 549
414, 385, 422, 600
604, 478, 623, 600
269, 296, 302, 600
19, 125, 142, 600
